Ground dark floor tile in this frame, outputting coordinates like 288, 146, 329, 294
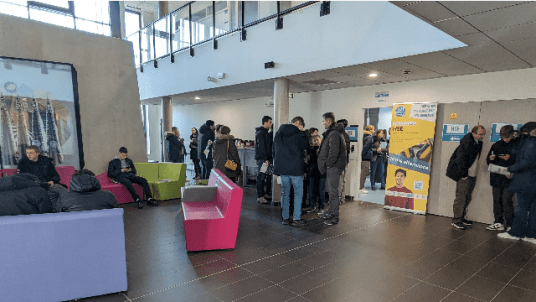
509, 268, 536, 291
399, 250, 460, 280
424, 265, 475, 290
75, 292, 129, 302
241, 253, 297, 274
209, 276, 273, 302
365, 273, 420, 301
259, 261, 314, 283
218, 247, 275, 265
134, 282, 221, 302
476, 261, 521, 284
456, 275, 506, 301
300, 280, 360, 302
196, 267, 253, 291
441, 292, 482, 302
492, 284, 536, 302
278, 268, 334, 294
391, 281, 451, 302
238, 285, 297, 302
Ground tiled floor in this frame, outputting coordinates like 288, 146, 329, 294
79, 186, 536, 302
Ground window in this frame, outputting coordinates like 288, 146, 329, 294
124, 10, 141, 36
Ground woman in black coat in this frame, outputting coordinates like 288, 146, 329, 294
212, 126, 241, 182
166, 127, 186, 163
370, 130, 387, 190
190, 127, 202, 180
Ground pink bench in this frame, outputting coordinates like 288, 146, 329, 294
2, 167, 75, 188
1, 169, 17, 177
181, 169, 243, 252
96, 173, 144, 204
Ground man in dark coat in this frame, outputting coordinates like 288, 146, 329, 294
17, 145, 67, 207
0, 173, 53, 216
108, 147, 157, 209
166, 127, 186, 163
360, 125, 375, 194
255, 116, 273, 204
273, 116, 310, 227
336, 119, 351, 205
198, 120, 215, 180
318, 112, 347, 226
446, 125, 486, 230
56, 169, 119, 212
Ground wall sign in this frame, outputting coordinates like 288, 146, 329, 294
345, 125, 359, 142
490, 123, 523, 142
442, 124, 469, 142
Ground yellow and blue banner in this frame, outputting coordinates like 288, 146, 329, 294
384, 103, 438, 214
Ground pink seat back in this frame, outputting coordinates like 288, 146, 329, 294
213, 176, 242, 217
1, 169, 17, 177
96, 173, 113, 185
56, 166, 75, 187
208, 169, 225, 186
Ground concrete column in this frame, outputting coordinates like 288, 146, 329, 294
162, 96, 172, 162
272, 78, 290, 204
158, 1, 169, 19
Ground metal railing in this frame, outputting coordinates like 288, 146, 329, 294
126, 1, 326, 72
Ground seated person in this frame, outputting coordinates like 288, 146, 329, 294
108, 147, 157, 209
384, 168, 414, 210
17, 145, 67, 208
56, 169, 119, 212
0, 173, 53, 216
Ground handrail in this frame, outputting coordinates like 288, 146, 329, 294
126, 1, 321, 70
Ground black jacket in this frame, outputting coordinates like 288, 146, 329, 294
362, 133, 374, 161
166, 134, 186, 163
0, 173, 53, 216
190, 134, 198, 160
198, 123, 215, 161
508, 136, 536, 194
486, 139, 516, 187
107, 157, 137, 180
255, 126, 273, 161
56, 174, 119, 212
446, 133, 483, 182
307, 146, 325, 178
213, 133, 241, 178
318, 123, 347, 175
371, 136, 388, 162
273, 124, 310, 176
17, 154, 60, 184
341, 127, 351, 164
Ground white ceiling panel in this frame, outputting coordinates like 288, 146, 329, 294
400, 52, 484, 76
363, 59, 441, 77
485, 22, 536, 43
439, 1, 525, 17
330, 65, 376, 77
455, 32, 495, 46
502, 37, 536, 66
444, 44, 532, 72
432, 18, 479, 36
403, 1, 457, 23
462, 2, 536, 32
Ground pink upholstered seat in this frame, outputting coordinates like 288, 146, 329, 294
182, 169, 243, 252
1, 169, 17, 177
56, 166, 75, 188
96, 173, 144, 204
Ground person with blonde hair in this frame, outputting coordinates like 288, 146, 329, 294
360, 124, 375, 194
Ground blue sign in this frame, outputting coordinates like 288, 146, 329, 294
490, 123, 523, 142
394, 106, 406, 117
345, 125, 359, 142
442, 124, 469, 142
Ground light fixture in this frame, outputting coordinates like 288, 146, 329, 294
195, 96, 201, 100
368, 73, 378, 78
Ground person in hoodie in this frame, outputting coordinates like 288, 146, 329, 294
255, 116, 273, 204
198, 120, 216, 180
498, 122, 536, 244
166, 127, 186, 163
108, 147, 157, 209
56, 169, 118, 212
317, 112, 347, 226
446, 125, 486, 230
273, 116, 310, 227
190, 127, 202, 180
360, 125, 375, 194
213, 125, 241, 182
17, 145, 67, 206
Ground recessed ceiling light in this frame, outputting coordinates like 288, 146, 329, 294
368, 73, 378, 78
195, 97, 201, 100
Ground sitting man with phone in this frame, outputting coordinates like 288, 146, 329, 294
108, 147, 157, 209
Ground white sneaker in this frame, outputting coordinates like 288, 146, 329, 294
360, 189, 369, 194
486, 223, 505, 231
498, 232, 521, 240
522, 237, 536, 244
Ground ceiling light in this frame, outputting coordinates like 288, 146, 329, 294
195, 97, 200, 100
368, 73, 378, 78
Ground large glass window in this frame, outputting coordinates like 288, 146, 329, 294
171, 7, 190, 51
125, 10, 141, 64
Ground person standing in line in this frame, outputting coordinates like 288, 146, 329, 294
166, 127, 186, 163
336, 119, 350, 204
306, 135, 326, 214
498, 122, 536, 243
255, 116, 273, 204
213, 125, 241, 183
370, 130, 387, 191
359, 125, 375, 194
273, 116, 310, 227
318, 112, 347, 226
446, 125, 486, 230
486, 125, 516, 231
198, 120, 215, 180
190, 127, 202, 180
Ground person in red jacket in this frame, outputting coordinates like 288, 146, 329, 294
385, 168, 414, 210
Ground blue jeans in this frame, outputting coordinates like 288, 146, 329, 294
281, 175, 303, 221
308, 177, 326, 210
370, 158, 385, 188
509, 192, 536, 238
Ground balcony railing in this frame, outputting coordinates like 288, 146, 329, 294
126, 1, 325, 71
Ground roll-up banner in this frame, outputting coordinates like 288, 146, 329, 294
384, 103, 438, 215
